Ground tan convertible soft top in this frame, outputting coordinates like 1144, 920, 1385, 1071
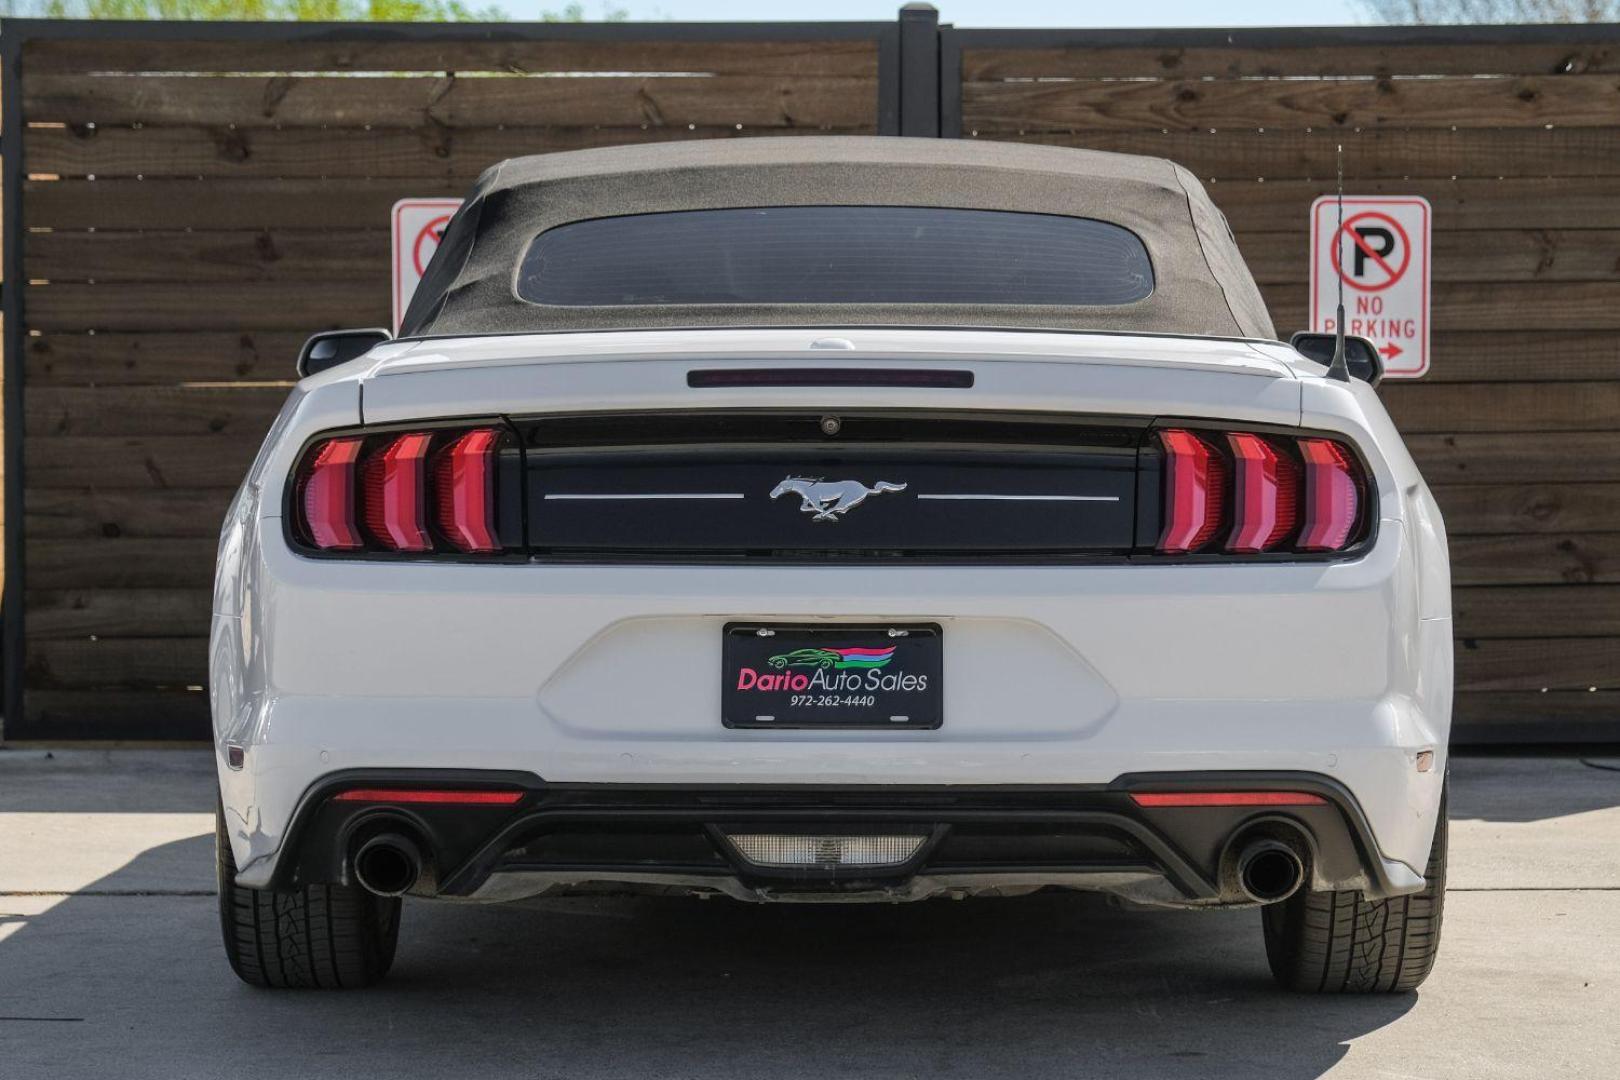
399, 136, 1274, 342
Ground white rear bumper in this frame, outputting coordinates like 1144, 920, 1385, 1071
214, 522, 1451, 889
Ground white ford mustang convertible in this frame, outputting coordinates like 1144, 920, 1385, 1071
212, 138, 1451, 992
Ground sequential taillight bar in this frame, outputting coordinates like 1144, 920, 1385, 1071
1154, 427, 1366, 556
292, 425, 510, 556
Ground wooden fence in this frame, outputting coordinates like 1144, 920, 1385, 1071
1, 17, 904, 738
1, 11, 1617, 742
944, 23, 1620, 742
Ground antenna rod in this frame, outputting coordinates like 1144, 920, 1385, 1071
1327, 143, 1352, 382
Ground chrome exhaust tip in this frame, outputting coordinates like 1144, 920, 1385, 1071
352, 832, 424, 897
1236, 837, 1306, 904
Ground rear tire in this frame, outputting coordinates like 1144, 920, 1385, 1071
1262, 785, 1446, 993
216, 797, 401, 988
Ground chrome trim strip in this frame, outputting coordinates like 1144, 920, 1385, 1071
543, 493, 745, 500
914, 494, 1121, 502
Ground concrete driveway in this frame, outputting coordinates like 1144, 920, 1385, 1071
0, 750, 1615, 1079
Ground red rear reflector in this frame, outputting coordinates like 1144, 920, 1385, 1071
435, 428, 501, 553
363, 432, 434, 551
300, 437, 364, 550
331, 788, 524, 806
1130, 791, 1328, 808
1298, 438, 1361, 552
1225, 433, 1299, 553
1157, 429, 1225, 553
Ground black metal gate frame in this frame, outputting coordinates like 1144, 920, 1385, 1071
5, 8, 1620, 738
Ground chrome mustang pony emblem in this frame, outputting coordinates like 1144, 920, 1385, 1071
769, 476, 907, 522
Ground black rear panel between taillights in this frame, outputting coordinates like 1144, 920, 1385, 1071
520, 411, 1141, 558
284, 410, 1373, 563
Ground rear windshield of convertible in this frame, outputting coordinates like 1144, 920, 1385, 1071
515, 206, 1154, 307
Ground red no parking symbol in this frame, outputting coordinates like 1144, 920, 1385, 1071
1329, 210, 1411, 292
412, 214, 452, 277
393, 197, 464, 330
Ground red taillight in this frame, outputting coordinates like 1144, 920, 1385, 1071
1130, 791, 1328, 808
1298, 438, 1362, 552
1156, 428, 1364, 556
1157, 429, 1225, 553
1225, 433, 1299, 553
295, 425, 507, 556
434, 428, 501, 553
362, 432, 434, 551
331, 788, 524, 806
299, 436, 364, 550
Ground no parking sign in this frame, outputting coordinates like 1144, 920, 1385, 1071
1309, 196, 1431, 378
392, 198, 464, 332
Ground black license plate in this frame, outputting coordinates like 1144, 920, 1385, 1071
722, 623, 943, 730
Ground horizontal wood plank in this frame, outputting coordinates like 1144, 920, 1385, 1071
24, 123, 856, 180
27, 538, 219, 589
1452, 691, 1620, 743
1407, 432, 1620, 484
983, 130, 1620, 181
26, 73, 877, 129
962, 73, 1620, 132
1266, 282, 1620, 332
1433, 484, 1620, 536
1417, 332, 1620, 384
27, 229, 387, 284
28, 125, 1620, 182
26, 637, 211, 689
21, 689, 211, 738
33, 177, 1620, 234
25, 332, 308, 385
1240, 229, 1620, 286
35, 226, 1620, 288
1450, 533, 1620, 586
27, 435, 260, 489
25, 179, 465, 230
30, 280, 1620, 336
34, 176, 1620, 233
1213, 177, 1620, 231
1455, 637, 1620, 691
960, 41, 1620, 80
25, 38, 881, 77
1380, 381, 1620, 433
26, 280, 387, 332
29, 331, 1607, 392
25, 386, 290, 438
26, 588, 212, 639
1454, 585, 1620, 639
26, 488, 237, 539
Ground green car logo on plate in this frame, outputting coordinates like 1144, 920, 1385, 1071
766, 646, 897, 670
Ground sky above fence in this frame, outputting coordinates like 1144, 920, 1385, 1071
517, 1, 1364, 26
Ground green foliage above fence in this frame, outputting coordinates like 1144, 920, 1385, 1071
0, 0, 633, 21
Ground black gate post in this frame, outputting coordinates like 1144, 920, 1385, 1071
897, 3, 940, 136
0, 30, 26, 739
938, 24, 963, 138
